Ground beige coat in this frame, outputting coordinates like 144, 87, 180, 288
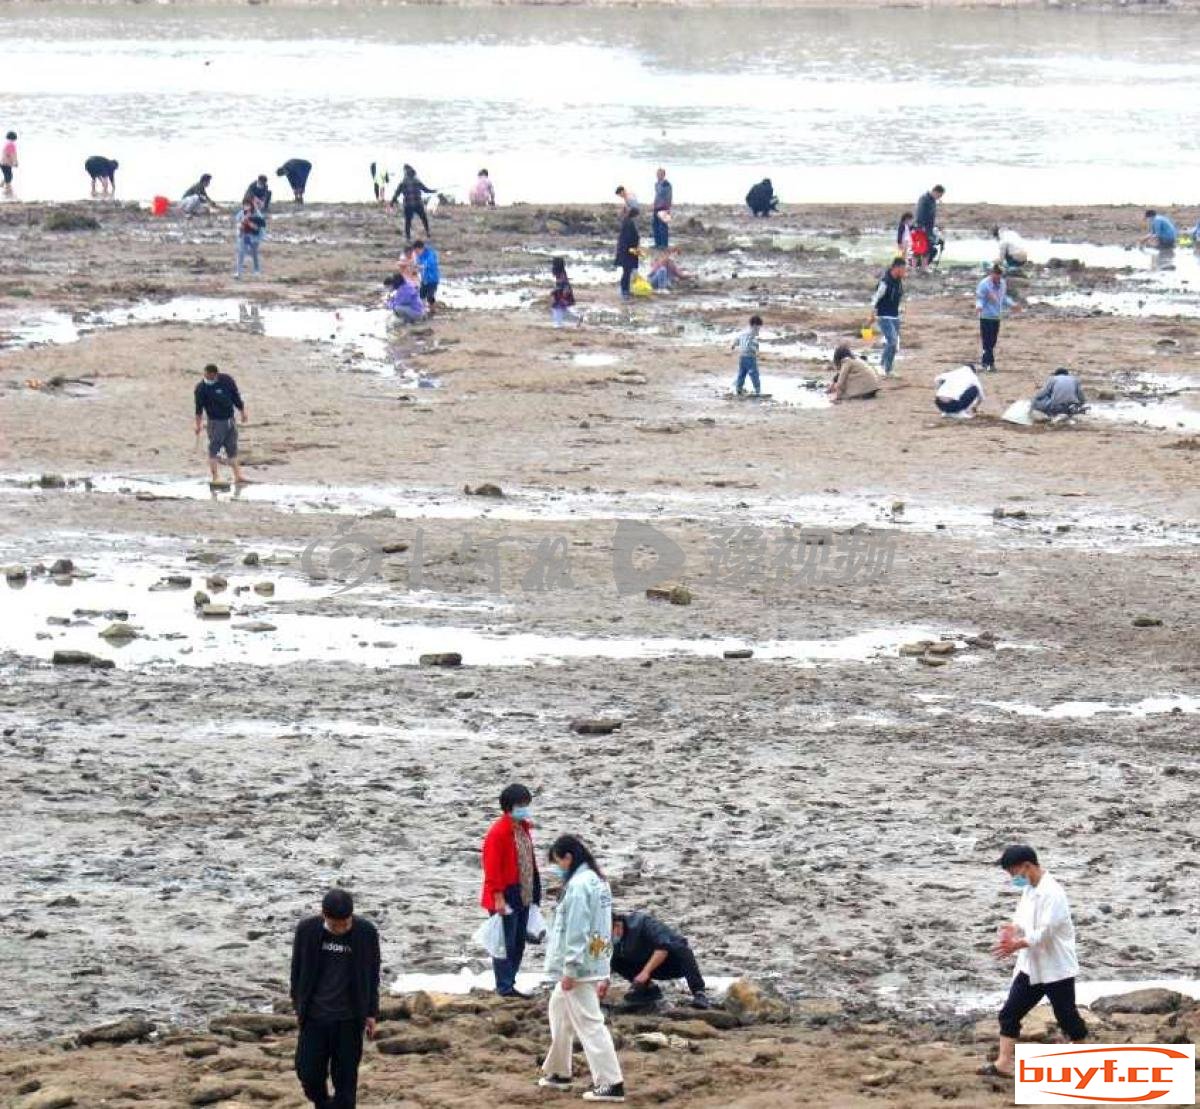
832, 357, 880, 400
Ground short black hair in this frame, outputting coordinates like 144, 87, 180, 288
1145, 209, 1157, 218
322, 888, 354, 919
499, 783, 532, 812
997, 844, 1038, 869
833, 344, 853, 365
990, 263, 1004, 275
257, 174, 267, 184
891, 256, 907, 270
200, 173, 212, 184
412, 240, 425, 250
5, 132, 15, 141
479, 168, 488, 176
991, 225, 1001, 238
203, 363, 219, 374
932, 184, 945, 194
1053, 367, 1071, 376
615, 186, 625, 196
749, 314, 763, 326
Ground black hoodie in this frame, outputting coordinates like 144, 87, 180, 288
290, 916, 381, 1023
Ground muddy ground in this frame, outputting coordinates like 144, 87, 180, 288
0, 199, 1198, 1105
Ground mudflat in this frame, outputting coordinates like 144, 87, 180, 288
0, 199, 1197, 1104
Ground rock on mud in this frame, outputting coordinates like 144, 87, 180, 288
646, 584, 693, 606
51, 650, 114, 669
98, 622, 138, 641
419, 652, 463, 667
724, 979, 790, 1024
1091, 988, 1184, 1015
463, 483, 504, 498
1132, 615, 1163, 627
723, 648, 754, 660
375, 1034, 451, 1055
38, 474, 67, 489
188, 1083, 244, 1106
200, 604, 232, 619
570, 718, 622, 735
208, 1012, 297, 1036
77, 1016, 155, 1045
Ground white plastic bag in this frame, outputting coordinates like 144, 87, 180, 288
473, 914, 508, 959
1002, 398, 1034, 426
526, 904, 548, 944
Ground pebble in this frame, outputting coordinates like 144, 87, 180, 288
570, 718, 622, 735
200, 604, 232, 619
51, 650, 114, 669
77, 1016, 154, 1045
419, 652, 463, 667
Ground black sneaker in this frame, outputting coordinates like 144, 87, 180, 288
582, 1083, 626, 1103
538, 1074, 574, 1090
689, 990, 712, 1010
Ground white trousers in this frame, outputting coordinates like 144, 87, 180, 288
542, 981, 623, 1087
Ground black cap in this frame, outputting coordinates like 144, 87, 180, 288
997, 845, 1038, 869
322, 888, 354, 919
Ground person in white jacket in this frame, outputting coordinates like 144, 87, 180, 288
981, 845, 1088, 1078
539, 834, 625, 1104
934, 364, 984, 418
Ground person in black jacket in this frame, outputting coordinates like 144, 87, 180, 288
746, 178, 778, 218
611, 910, 710, 1010
615, 210, 640, 299
84, 156, 118, 197
389, 164, 435, 240
277, 159, 313, 204
291, 889, 381, 1109
914, 185, 944, 265
193, 362, 247, 484
243, 174, 272, 214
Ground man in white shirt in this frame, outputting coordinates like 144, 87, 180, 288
983, 845, 1088, 1078
934, 364, 984, 418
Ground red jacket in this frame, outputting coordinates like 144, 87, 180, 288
480, 815, 536, 910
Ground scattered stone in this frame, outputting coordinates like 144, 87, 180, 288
925, 641, 958, 656
375, 1034, 451, 1055
992, 507, 1028, 520
38, 474, 67, 489
45, 211, 100, 232
570, 718, 622, 736
209, 1012, 297, 1036
419, 652, 463, 667
51, 650, 114, 669
1092, 988, 1183, 1015
645, 584, 692, 605
235, 621, 277, 633
660, 1019, 719, 1040
723, 979, 790, 1024
151, 575, 192, 591
633, 1032, 671, 1052
98, 622, 138, 641
723, 648, 754, 660
200, 604, 232, 619
193, 591, 211, 608
206, 575, 228, 591
252, 581, 275, 596
4, 565, 28, 582
862, 1071, 897, 1088
965, 632, 997, 649
890, 500, 905, 515
188, 1083, 245, 1106
48, 558, 75, 576
898, 640, 933, 657
380, 542, 410, 554
22, 1093, 75, 1109
1132, 615, 1163, 627
464, 483, 504, 498
242, 552, 260, 567
918, 654, 950, 668
183, 1042, 220, 1059
78, 1015, 155, 1045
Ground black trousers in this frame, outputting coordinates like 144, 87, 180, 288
296, 1017, 364, 1109
619, 262, 638, 296
980, 317, 1001, 368
404, 202, 430, 239
998, 972, 1088, 1040
611, 945, 706, 993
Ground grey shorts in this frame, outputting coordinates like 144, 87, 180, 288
207, 417, 238, 459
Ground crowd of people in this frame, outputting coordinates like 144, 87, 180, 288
285, 780, 1087, 1108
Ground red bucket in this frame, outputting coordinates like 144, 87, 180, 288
151, 195, 170, 217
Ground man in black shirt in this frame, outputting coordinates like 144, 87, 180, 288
193, 363, 247, 484
389, 164, 435, 240
291, 889, 381, 1109
244, 174, 272, 214
611, 910, 710, 1010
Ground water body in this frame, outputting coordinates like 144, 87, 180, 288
4, 7, 1200, 205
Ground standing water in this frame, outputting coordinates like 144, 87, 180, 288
4, 8, 1200, 205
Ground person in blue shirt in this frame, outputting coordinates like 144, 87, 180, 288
412, 239, 440, 316
1141, 209, 1177, 249
975, 264, 1018, 372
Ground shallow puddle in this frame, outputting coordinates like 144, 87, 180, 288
980, 694, 1200, 719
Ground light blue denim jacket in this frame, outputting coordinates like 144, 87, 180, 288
543, 864, 614, 981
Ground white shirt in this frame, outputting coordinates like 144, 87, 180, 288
997, 228, 1028, 264
934, 365, 984, 402
1013, 871, 1079, 985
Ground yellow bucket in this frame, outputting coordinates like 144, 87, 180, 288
860, 326, 875, 341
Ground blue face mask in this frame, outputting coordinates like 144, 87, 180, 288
511, 806, 531, 822
1011, 875, 1030, 889
549, 863, 568, 881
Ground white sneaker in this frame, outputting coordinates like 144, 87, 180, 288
539, 1074, 574, 1090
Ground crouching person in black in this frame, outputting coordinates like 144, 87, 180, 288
611, 910, 710, 1011
291, 889, 381, 1109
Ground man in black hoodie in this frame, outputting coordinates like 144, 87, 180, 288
291, 889, 381, 1109
611, 910, 710, 1010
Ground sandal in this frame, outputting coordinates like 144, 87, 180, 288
977, 1063, 1014, 1078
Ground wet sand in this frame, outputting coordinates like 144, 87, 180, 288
1, 199, 1199, 1103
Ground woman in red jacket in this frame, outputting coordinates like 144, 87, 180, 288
481, 783, 542, 997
